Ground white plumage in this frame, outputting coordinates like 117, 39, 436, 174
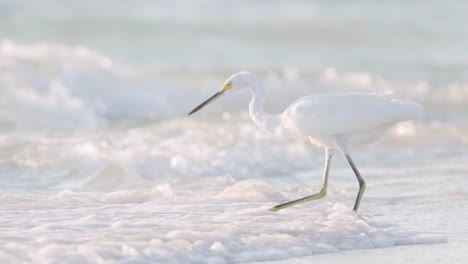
189, 72, 425, 212
285, 92, 424, 148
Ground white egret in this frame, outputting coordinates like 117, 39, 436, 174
188, 72, 424, 212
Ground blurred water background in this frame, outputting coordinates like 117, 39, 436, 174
0, 1, 467, 263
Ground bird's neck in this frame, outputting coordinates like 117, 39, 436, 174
249, 87, 281, 134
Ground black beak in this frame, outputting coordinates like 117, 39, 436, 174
188, 91, 224, 115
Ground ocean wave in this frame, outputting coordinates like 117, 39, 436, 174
0, 116, 466, 194
0, 40, 181, 130
1, 40, 467, 133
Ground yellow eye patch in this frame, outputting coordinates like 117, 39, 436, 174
221, 82, 232, 92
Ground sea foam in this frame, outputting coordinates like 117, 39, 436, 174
0, 182, 447, 263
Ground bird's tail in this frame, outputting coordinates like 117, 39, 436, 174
392, 99, 425, 120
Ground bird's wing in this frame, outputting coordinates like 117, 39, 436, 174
285, 93, 424, 136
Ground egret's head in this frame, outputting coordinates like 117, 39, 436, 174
188, 71, 260, 115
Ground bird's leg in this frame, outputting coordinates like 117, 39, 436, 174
344, 154, 366, 212
269, 150, 333, 212
335, 136, 366, 212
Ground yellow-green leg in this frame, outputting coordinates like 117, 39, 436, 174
269, 150, 333, 212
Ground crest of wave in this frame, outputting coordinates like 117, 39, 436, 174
0, 40, 183, 130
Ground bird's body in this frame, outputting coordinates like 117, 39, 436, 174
189, 72, 424, 212
281, 92, 423, 148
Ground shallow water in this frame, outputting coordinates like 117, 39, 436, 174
0, 1, 467, 263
